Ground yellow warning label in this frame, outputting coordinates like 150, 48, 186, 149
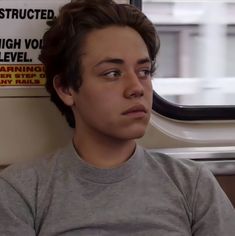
0, 64, 45, 86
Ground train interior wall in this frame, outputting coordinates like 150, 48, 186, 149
0, 96, 234, 207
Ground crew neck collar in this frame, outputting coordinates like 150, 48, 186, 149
61, 142, 145, 184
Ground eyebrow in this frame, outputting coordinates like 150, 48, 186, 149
94, 57, 151, 68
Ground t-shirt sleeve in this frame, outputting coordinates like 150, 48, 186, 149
0, 177, 36, 235
191, 165, 235, 236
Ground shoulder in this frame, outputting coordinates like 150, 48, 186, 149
0, 142, 73, 194
143, 149, 226, 193
143, 148, 235, 230
143, 149, 204, 185
0, 142, 76, 229
142, 148, 217, 209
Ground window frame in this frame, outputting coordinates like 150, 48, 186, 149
153, 92, 235, 121
130, 0, 142, 9
146, 19, 235, 121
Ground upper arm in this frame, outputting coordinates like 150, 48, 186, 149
191, 166, 235, 236
0, 177, 36, 236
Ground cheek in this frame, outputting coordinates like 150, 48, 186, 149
148, 79, 153, 90
79, 88, 119, 117
144, 81, 153, 98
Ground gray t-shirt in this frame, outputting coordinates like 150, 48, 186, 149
0, 143, 234, 235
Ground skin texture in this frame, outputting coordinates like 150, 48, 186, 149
54, 26, 153, 168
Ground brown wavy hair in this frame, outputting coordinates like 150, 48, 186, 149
39, 0, 160, 128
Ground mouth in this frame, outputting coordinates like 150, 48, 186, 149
122, 105, 147, 117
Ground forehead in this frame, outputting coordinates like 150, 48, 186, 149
82, 26, 150, 64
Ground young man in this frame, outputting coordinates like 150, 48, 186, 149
0, 0, 234, 235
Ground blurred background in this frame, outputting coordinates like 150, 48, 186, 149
143, 0, 235, 105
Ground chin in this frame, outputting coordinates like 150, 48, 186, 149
131, 131, 146, 139
121, 127, 147, 140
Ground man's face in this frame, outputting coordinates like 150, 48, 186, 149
71, 26, 153, 140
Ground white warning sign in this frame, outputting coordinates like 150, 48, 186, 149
0, 0, 69, 87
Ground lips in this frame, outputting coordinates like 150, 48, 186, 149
122, 104, 147, 115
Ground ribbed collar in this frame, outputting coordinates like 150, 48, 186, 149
60, 142, 145, 184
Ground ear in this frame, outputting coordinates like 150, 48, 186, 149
53, 75, 74, 106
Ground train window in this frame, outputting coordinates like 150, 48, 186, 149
114, 0, 130, 3
142, 0, 235, 120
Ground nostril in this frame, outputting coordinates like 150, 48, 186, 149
126, 89, 144, 98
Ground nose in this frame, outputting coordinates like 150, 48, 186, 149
124, 72, 144, 99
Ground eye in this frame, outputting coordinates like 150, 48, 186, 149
138, 69, 151, 79
102, 70, 123, 80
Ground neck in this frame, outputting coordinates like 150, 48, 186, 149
73, 130, 136, 169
